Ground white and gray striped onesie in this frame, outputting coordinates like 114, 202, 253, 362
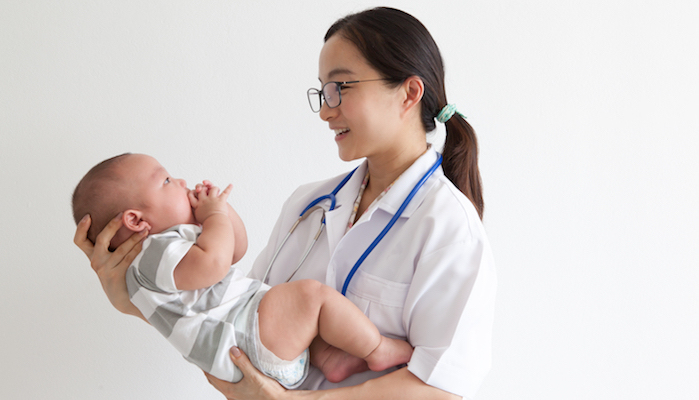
125, 224, 309, 388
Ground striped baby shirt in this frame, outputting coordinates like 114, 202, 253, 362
125, 224, 268, 382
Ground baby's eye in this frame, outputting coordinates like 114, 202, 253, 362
164, 177, 171, 184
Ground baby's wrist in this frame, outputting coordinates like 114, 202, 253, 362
199, 210, 229, 224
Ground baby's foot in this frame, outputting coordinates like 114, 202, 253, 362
364, 336, 413, 372
311, 340, 370, 383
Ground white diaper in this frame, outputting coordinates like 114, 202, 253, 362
241, 291, 310, 389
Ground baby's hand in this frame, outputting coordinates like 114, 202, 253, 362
191, 180, 215, 200
188, 181, 233, 223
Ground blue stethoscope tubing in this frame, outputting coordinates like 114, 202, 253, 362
262, 153, 443, 296
340, 153, 442, 295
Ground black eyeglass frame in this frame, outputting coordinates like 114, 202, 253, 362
306, 78, 393, 113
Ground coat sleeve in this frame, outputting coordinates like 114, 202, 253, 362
404, 221, 497, 398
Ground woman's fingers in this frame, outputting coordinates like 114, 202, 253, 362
73, 212, 146, 318
229, 346, 254, 375
73, 214, 94, 257
229, 347, 286, 398
205, 347, 286, 399
93, 213, 123, 250
110, 229, 147, 266
204, 372, 236, 399
98, 231, 146, 318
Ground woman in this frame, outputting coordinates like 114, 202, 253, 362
75, 7, 496, 400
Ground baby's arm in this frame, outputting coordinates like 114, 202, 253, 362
226, 202, 247, 265
173, 183, 235, 291
194, 180, 247, 266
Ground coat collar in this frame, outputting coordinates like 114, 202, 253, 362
363, 147, 442, 220
321, 161, 368, 254
322, 148, 442, 253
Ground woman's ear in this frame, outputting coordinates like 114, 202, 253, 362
400, 75, 425, 117
122, 210, 151, 232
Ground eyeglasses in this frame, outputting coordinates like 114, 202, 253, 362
306, 79, 392, 113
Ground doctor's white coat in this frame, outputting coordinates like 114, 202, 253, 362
249, 148, 497, 399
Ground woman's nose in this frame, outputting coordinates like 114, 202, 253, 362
319, 101, 337, 121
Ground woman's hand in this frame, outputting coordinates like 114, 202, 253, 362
205, 347, 288, 400
73, 213, 146, 319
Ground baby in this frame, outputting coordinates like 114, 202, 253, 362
71, 153, 412, 388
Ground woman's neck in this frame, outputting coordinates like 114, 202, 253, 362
365, 141, 428, 194
352, 141, 427, 221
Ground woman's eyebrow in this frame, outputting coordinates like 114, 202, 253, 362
321, 68, 355, 82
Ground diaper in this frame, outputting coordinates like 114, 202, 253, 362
241, 290, 310, 389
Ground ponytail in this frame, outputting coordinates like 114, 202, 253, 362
442, 114, 484, 219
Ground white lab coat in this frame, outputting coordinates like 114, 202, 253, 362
249, 148, 497, 398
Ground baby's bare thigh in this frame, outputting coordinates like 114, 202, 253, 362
257, 280, 326, 360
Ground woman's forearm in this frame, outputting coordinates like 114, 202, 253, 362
210, 343, 462, 400
290, 368, 461, 400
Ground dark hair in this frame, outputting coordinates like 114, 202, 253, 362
72, 153, 132, 244
325, 7, 484, 219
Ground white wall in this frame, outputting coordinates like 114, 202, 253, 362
1, 1, 697, 399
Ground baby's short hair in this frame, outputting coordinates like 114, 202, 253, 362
72, 153, 133, 244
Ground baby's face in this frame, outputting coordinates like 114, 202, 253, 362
121, 154, 196, 234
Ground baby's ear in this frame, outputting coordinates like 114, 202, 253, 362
122, 209, 151, 232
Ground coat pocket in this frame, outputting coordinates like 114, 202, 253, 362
345, 269, 410, 339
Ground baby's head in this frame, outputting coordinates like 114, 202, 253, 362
72, 153, 196, 249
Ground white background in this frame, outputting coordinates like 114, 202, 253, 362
1, 1, 697, 399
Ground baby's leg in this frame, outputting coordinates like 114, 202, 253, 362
257, 279, 412, 372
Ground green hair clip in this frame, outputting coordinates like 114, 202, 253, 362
436, 104, 466, 123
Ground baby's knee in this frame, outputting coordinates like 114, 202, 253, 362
266, 279, 325, 307
290, 279, 326, 303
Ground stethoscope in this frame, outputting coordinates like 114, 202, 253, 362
262, 153, 443, 296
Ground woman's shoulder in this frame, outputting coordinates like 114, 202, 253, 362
431, 173, 482, 220
415, 172, 485, 239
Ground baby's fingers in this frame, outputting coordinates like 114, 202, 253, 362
207, 186, 221, 198
188, 189, 199, 205
220, 184, 233, 200
195, 180, 213, 193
